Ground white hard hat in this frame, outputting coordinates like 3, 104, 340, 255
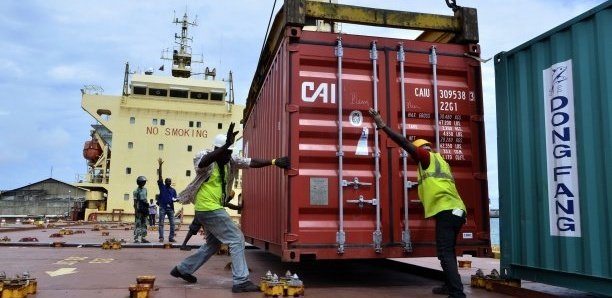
213, 134, 234, 150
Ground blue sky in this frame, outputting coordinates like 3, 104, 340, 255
0, 0, 606, 208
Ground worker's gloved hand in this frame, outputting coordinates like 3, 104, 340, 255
274, 156, 290, 169
368, 108, 386, 130
225, 122, 239, 147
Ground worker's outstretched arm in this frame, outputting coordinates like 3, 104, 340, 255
368, 108, 419, 161
157, 158, 164, 181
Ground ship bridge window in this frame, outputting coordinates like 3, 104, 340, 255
190, 91, 209, 100
149, 88, 168, 97
160, 119, 165, 125
132, 85, 147, 95
152, 119, 158, 125
211, 92, 224, 101
126, 167, 131, 174
170, 88, 188, 98
187, 145, 193, 152
130, 117, 135, 124
186, 170, 191, 177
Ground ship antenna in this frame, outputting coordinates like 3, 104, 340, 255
161, 12, 202, 78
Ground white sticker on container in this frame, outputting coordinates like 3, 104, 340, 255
462, 232, 473, 239
355, 127, 369, 156
349, 110, 363, 126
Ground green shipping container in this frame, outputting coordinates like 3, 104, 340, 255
494, 1, 612, 295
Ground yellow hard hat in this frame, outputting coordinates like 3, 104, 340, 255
412, 139, 432, 148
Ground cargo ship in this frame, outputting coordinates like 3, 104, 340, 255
76, 13, 244, 223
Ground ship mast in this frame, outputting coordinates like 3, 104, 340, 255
162, 13, 201, 78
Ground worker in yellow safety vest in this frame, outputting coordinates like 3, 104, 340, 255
369, 108, 466, 298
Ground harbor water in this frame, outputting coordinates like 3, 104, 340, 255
490, 218, 499, 245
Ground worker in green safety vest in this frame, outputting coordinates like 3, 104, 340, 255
369, 108, 466, 298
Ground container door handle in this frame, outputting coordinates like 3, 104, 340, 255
343, 177, 372, 189
346, 195, 378, 208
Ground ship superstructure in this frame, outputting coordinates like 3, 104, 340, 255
77, 13, 243, 222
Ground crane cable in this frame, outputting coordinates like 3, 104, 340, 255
259, 0, 278, 60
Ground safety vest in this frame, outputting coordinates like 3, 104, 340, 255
194, 163, 229, 211
417, 152, 466, 218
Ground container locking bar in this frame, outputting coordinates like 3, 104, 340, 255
342, 177, 372, 189
398, 43, 413, 253
430, 46, 440, 152
335, 37, 346, 255
370, 40, 383, 254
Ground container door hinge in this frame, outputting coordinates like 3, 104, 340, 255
336, 231, 346, 254
402, 230, 413, 252
284, 233, 299, 243
286, 104, 299, 113
373, 230, 383, 253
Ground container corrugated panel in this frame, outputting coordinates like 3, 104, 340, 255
495, 1, 612, 295
242, 26, 489, 262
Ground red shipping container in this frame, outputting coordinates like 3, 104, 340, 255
242, 11, 489, 262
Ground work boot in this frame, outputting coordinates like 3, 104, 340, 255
170, 266, 197, 283
169, 238, 176, 243
141, 238, 150, 243
159, 238, 163, 243
134, 239, 140, 243
231, 280, 259, 293
432, 285, 450, 295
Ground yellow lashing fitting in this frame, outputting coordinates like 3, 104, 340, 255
2, 280, 28, 298
264, 282, 284, 297
25, 279, 37, 295
136, 275, 156, 289
471, 269, 521, 291
129, 283, 151, 298
260, 270, 305, 297
458, 260, 472, 268
217, 244, 229, 255
59, 229, 74, 235
102, 238, 122, 250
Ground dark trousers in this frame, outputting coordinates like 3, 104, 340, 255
435, 210, 466, 298
148, 214, 156, 226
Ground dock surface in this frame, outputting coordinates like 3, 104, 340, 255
0, 222, 603, 297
